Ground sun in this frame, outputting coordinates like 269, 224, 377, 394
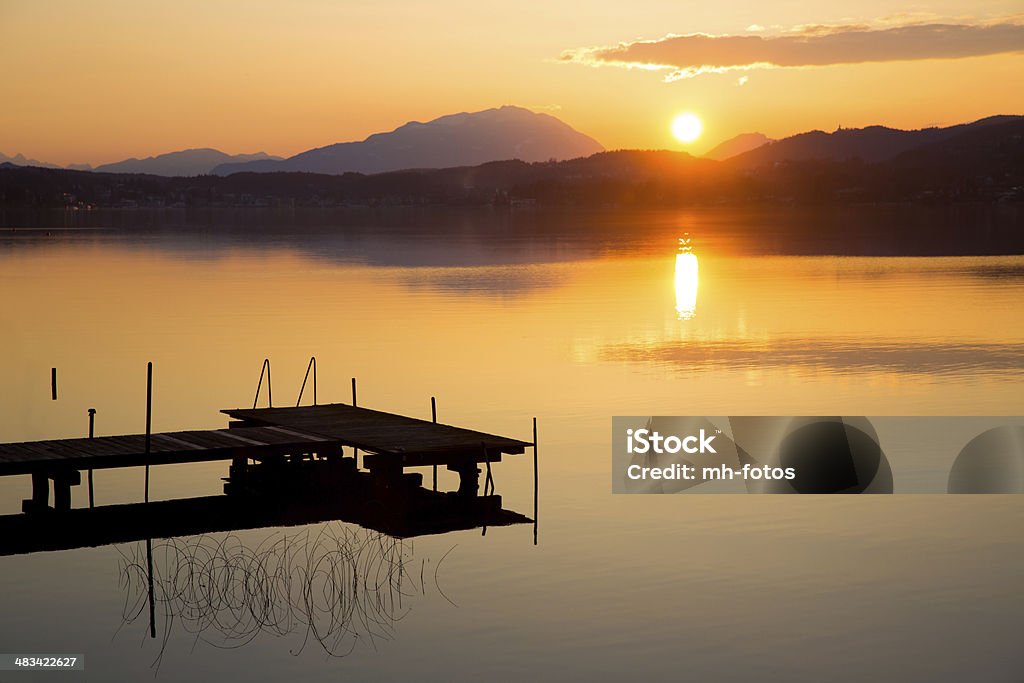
671, 113, 703, 144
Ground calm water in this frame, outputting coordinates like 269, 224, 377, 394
1, 207, 1023, 681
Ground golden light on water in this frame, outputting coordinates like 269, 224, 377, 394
675, 251, 699, 320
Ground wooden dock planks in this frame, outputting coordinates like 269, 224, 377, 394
0, 403, 530, 476
0, 427, 336, 476
222, 403, 532, 467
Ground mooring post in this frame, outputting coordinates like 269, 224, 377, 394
431, 396, 437, 491
533, 417, 538, 546
87, 408, 96, 509
144, 362, 152, 504
51, 367, 57, 400
350, 377, 359, 464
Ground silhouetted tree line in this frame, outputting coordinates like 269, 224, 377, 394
2, 136, 1022, 210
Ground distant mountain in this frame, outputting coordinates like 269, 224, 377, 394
705, 133, 772, 161
3, 115, 1022, 209
94, 149, 282, 176
0, 151, 60, 169
728, 115, 1024, 168
213, 105, 605, 176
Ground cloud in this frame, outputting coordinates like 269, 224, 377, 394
560, 17, 1024, 81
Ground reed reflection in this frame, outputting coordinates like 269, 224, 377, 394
118, 525, 445, 670
674, 236, 699, 320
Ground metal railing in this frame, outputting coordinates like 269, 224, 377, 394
252, 358, 272, 409
296, 356, 317, 407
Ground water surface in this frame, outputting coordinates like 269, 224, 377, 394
1, 206, 1022, 681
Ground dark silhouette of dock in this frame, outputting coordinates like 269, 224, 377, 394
0, 402, 534, 514
224, 403, 530, 463
0, 480, 531, 556
0, 426, 335, 475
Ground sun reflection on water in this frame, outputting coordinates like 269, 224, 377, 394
675, 236, 699, 320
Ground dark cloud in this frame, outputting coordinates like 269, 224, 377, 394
561, 19, 1024, 80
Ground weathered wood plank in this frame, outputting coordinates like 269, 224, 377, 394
222, 404, 531, 457
0, 426, 334, 476
0, 404, 527, 478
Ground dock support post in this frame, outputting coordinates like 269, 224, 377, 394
144, 362, 152, 504
431, 396, 437, 491
54, 482, 71, 510
533, 417, 538, 546
54, 473, 76, 511
31, 472, 49, 509
450, 461, 480, 497
88, 408, 96, 508
351, 377, 358, 465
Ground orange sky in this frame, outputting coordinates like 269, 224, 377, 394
1, 0, 1022, 166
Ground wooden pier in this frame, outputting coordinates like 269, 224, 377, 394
225, 403, 529, 489
0, 402, 533, 514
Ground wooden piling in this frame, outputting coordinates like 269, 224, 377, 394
351, 378, 359, 464
87, 408, 95, 508
533, 417, 538, 546
431, 396, 437, 491
31, 472, 48, 509
144, 362, 152, 504
53, 473, 74, 511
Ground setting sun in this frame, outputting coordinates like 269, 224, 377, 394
671, 113, 703, 144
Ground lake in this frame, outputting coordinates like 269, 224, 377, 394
1, 205, 1023, 681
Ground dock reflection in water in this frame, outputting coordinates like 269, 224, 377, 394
0, 423, 534, 670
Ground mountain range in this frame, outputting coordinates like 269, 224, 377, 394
4, 115, 1022, 210
93, 149, 282, 176
0, 152, 61, 169
3, 112, 1023, 205
0, 149, 281, 176
7, 110, 1021, 180
1, 106, 603, 177
725, 115, 1023, 168
211, 105, 605, 175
